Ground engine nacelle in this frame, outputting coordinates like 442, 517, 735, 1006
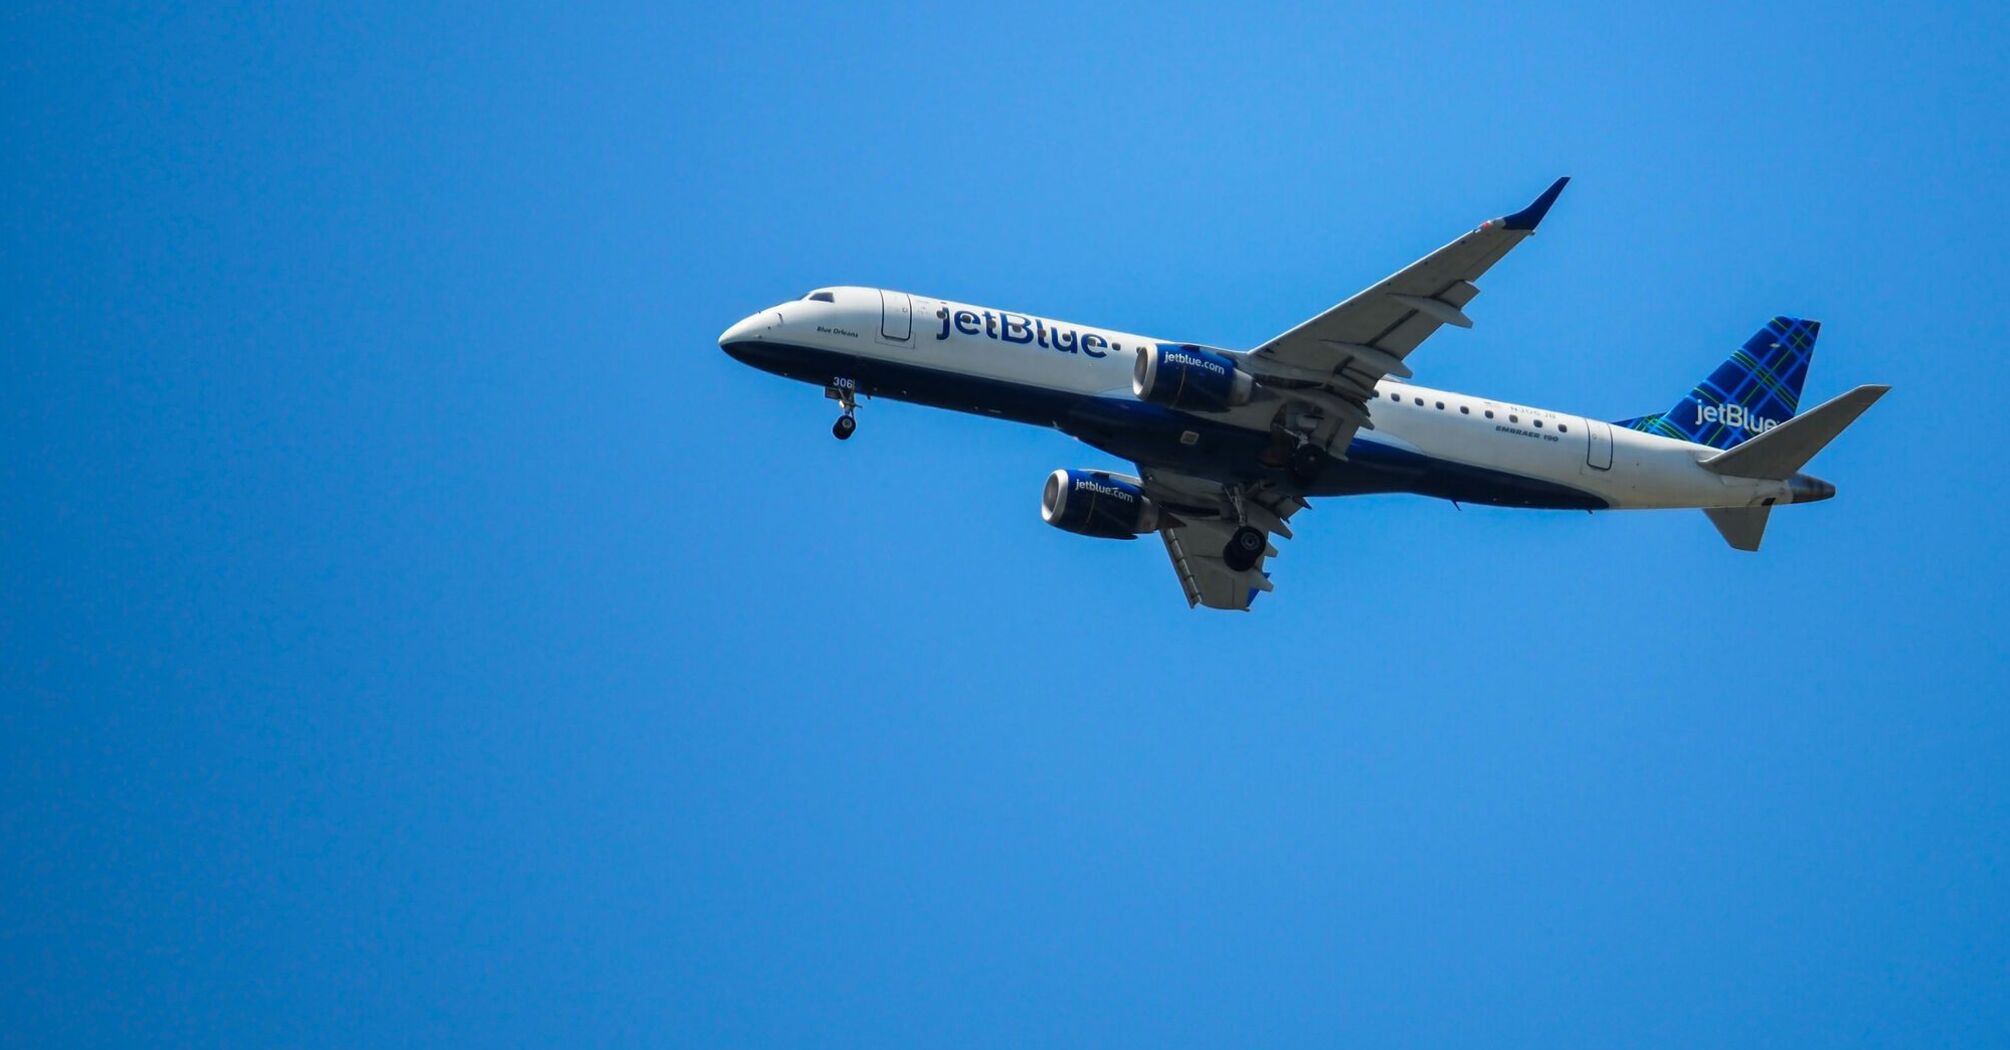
1041, 469, 1160, 539
1132, 344, 1255, 412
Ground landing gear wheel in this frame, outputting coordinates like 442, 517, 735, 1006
1223, 525, 1265, 572
1289, 442, 1324, 483
827, 380, 860, 441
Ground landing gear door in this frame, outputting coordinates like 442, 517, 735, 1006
1585, 419, 1614, 471
879, 289, 912, 343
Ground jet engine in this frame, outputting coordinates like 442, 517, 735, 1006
1040, 469, 1160, 539
1132, 344, 1255, 412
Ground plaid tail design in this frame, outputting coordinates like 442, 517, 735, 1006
1619, 317, 1818, 450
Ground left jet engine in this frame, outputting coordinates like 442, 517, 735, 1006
1132, 344, 1255, 412
1041, 469, 1161, 539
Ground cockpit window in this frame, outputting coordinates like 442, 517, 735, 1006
804, 290, 836, 303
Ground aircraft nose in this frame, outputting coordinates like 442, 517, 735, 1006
718, 310, 776, 348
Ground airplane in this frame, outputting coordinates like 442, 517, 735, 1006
719, 178, 1888, 610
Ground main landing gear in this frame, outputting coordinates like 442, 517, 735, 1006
1223, 525, 1266, 572
827, 381, 858, 441
1220, 486, 1266, 573
1288, 442, 1324, 484
1263, 425, 1327, 485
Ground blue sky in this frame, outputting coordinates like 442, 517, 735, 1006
6, 2, 2009, 1045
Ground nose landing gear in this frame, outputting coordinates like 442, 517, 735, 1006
826, 380, 858, 441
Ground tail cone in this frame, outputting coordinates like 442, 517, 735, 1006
1788, 474, 1835, 504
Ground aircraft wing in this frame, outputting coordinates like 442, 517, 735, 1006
1142, 467, 1307, 610
1241, 178, 1568, 452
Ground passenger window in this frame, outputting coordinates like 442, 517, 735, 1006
1510, 414, 1520, 423
1435, 401, 1445, 410
1414, 397, 1425, 406
1559, 424, 1568, 433
1485, 410, 1495, 419
1460, 406, 1470, 415
1534, 419, 1543, 428
1390, 391, 1400, 401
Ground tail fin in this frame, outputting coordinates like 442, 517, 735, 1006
1617, 317, 1819, 449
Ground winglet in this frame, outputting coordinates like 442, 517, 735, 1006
1499, 176, 1570, 231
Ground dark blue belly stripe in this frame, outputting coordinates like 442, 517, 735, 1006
721, 340, 1608, 511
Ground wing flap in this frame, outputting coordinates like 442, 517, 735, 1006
1161, 521, 1272, 611
1142, 468, 1304, 611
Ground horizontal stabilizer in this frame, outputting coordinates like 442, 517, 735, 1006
1704, 506, 1772, 551
1703, 384, 1890, 480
